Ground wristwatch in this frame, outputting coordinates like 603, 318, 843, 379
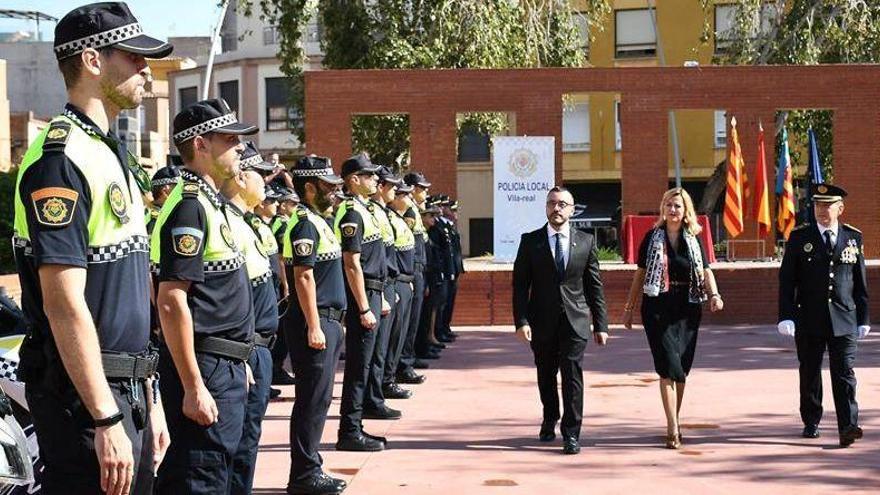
94, 411, 124, 428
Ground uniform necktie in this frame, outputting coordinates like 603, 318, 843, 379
824, 230, 834, 254
555, 232, 565, 279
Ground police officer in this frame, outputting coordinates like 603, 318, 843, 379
152, 98, 258, 492
438, 197, 463, 342
282, 155, 348, 494
12, 3, 172, 494
385, 182, 419, 391
271, 187, 300, 386
147, 165, 181, 234
220, 146, 279, 494
426, 195, 455, 352
335, 153, 392, 452
778, 183, 869, 447
416, 197, 446, 360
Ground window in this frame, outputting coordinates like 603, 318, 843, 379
263, 26, 280, 45
219, 80, 239, 116
615, 9, 656, 58
457, 126, 491, 163
265, 77, 298, 131
573, 12, 590, 52
614, 101, 622, 151
221, 33, 236, 53
715, 2, 778, 53
562, 102, 590, 152
178, 86, 198, 111
714, 111, 727, 148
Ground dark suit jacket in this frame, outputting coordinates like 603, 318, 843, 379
779, 223, 869, 337
512, 224, 609, 340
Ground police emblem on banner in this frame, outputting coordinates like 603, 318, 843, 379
107, 182, 129, 224
293, 239, 314, 257
220, 223, 236, 249
341, 222, 358, 238
32, 187, 79, 226
172, 227, 202, 256
509, 148, 538, 178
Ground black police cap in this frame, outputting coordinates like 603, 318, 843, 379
376, 165, 401, 185
240, 141, 274, 172
290, 155, 342, 185
264, 186, 281, 202
812, 183, 847, 203
403, 171, 431, 188
341, 153, 380, 177
150, 165, 180, 188
54, 2, 173, 60
276, 187, 300, 203
172, 98, 258, 145
396, 182, 414, 194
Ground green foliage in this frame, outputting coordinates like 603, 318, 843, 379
596, 246, 621, 262
0, 170, 17, 274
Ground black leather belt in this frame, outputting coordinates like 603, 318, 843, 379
102, 351, 159, 380
195, 336, 254, 362
364, 278, 384, 292
318, 307, 345, 322
254, 332, 277, 349
397, 274, 415, 283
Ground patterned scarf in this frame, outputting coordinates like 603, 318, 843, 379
642, 228, 707, 304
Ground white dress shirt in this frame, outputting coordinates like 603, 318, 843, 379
818, 223, 839, 248
547, 223, 571, 268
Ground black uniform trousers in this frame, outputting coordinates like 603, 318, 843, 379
287, 314, 344, 483
398, 265, 425, 374
386, 279, 414, 385
271, 324, 290, 374
26, 374, 154, 494
439, 277, 458, 336
795, 326, 859, 432
529, 313, 588, 440
338, 288, 383, 436
365, 282, 398, 410
231, 342, 273, 494
156, 347, 247, 495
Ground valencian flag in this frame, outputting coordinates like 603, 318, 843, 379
753, 122, 771, 238
775, 127, 796, 239
723, 116, 746, 238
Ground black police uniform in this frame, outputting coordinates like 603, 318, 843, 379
428, 209, 455, 341
398, 183, 430, 376
154, 99, 258, 493
12, 3, 171, 493
385, 205, 417, 388
439, 210, 464, 338
779, 185, 868, 442
417, 201, 445, 359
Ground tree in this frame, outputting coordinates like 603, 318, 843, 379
243, 0, 611, 167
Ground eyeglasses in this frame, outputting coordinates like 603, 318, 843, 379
546, 200, 572, 209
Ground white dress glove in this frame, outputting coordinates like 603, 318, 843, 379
777, 320, 796, 337
858, 325, 871, 339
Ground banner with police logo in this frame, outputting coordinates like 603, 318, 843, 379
492, 136, 555, 262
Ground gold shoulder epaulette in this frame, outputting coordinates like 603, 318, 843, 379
843, 223, 862, 234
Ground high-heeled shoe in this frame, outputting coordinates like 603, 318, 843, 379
665, 433, 682, 450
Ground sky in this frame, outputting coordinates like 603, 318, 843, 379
0, 1, 221, 41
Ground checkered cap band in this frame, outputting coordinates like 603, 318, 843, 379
250, 271, 272, 288
204, 253, 245, 273
55, 23, 143, 59
241, 154, 265, 169
290, 167, 335, 177
0, 357, 19, 382
173, 113, 238, 144
87, 235, 150, 264
151, 177, 179, 187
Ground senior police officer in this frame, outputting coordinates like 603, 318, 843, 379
147, 165, 181, 234
335, 153, 391, 452
152, 98, 258, 492
220, 149, 279, 494
778, 183, 869, 447
282, 155, 348, 494
12, 3, 172, 494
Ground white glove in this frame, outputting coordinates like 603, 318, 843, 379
858, 325, 871, 339
777, 320, 796, 337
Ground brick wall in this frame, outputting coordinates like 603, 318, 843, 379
305, 66, 880, 256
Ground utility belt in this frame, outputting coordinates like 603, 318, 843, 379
253, 332, 277, 349
195, 336, 254, 362
396, 273, 415, 283
318, 307, 346, 322
101, 351, 159, 380
364, 278, 385, 292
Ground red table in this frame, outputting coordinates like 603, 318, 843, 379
621, 215, 716, 264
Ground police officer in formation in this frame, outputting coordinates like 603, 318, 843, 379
152, 98, 258, 492
778, 183, 869, 447
147, 165, 181, 234
271, 187, 301, 386
12, 3, 172, 494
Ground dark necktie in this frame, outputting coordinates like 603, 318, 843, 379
555, 233, 565, 279
824, 230, 834, 254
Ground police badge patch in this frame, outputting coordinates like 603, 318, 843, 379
804, 243, 813, 253
220, 223, 236, 249
107, 182, 129, 224
341, 222, 358, 238
405, 217, 416, 229
31, 187, 79, 226
293, 239, 314, 257
172, 227, 203, 256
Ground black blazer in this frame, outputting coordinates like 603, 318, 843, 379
779, 223, 869, 337
512, 224, 609, 340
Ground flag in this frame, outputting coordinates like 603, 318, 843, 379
776, 127, 796, 239
724, 116, 746, 238
753, 122, 771, 238
805, 127, 823, 224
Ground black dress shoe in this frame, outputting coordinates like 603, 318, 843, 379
839, 426, 864, 447
272, 369, 296, 386
562, 437, 581, 455
288, 472, 347, 494
802, 424, 821, 439
418, 351, 441, 360
412, 359, 430, 369
362, 406, 402, 420
539, 420, 557, 442
437, 334, 454, 343
336, 434, 384, 452
430, 342, 447, 350
270, 387, 282, 399
363, 430, 387, 445
382, 383, 412, 399
397, 370, 426, 384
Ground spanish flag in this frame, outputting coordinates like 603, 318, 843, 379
776, 127, 796, 239
753, 122, 771, 238
724, 116, 745, 238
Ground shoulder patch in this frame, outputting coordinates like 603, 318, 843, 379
171, 227, 203, 256
792, 223, 810, 233
296, 206, 308, 218
340, 222, 359, 238
292, 238, 314, 257
182, 182, 199, 198
43, 121, 72, 150
843, 223, 862, 234
405, 216, 416, 229
344, 199, 355, 208
31, 187, 78, 227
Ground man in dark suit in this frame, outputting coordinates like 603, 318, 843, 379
512, 186, 609, 455
778, 183, 869, 447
